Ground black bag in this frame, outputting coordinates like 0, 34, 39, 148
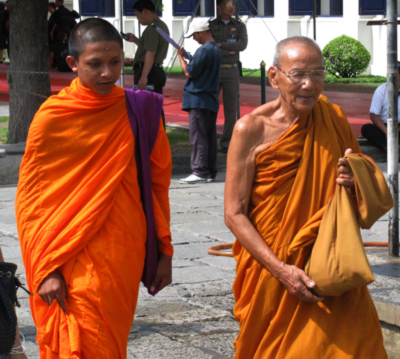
0, 262, 17, 356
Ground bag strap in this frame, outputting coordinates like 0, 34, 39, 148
124, 89, 164, 296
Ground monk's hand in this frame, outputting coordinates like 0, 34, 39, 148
38, 271, 68, 314
337, 148, 354, 189
277, 263, 324, 303
150, 253, 172, 293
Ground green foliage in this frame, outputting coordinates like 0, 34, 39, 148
0, 116, 9, 123
323, 35, 371, 78
166, 126, 189, 146
324, 74, 386, 84
0, 127, 8, 144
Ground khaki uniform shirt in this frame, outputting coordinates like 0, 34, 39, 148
209, 16, 247, 65
133, 18, 169, 65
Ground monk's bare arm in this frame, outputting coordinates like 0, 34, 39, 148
225, 115, 323, 303
225, 116, 282, 272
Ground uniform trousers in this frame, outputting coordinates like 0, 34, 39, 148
218, 67, 240, 150
134, 66, 166, 126
189, 108, 218, 179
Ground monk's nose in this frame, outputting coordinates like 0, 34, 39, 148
301, 75, 315, 88
101, 66, 113, 77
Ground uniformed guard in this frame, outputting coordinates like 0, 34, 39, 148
209, 0, 248, 154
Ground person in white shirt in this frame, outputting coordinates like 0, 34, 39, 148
361, 62, 400, 151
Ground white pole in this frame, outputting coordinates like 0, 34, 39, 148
387, 0, 399, 256
119, 0, 125, 88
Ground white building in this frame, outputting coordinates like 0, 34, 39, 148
64, 0, 399, 76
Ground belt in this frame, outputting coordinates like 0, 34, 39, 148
133, 63, 163, 69
221, 63, 238, 69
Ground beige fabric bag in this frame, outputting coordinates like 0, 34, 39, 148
304, 154, 393, 296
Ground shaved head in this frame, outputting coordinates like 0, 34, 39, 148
273, 36, 322, 67
69, 18, 123, 60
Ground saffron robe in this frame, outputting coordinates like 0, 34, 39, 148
15, 78, 173, 359
232, 95, 388, 359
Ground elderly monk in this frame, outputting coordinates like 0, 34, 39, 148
15, 18, 172, 359
225, 36, 387, 359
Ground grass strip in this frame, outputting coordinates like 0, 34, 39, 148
0, 127, 8, 144
166, 126, 189, 146
0, 116, 9, 123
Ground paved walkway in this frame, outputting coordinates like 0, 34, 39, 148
0, 141, 397, 357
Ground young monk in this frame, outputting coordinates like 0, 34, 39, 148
15, 18, 173, 359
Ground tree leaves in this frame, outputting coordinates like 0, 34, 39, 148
323, 35, 371, 78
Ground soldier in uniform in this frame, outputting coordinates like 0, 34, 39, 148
209, 0, 248, 154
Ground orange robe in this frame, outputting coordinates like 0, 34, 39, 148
15, 78, 173, 359
232, 95, 387, 359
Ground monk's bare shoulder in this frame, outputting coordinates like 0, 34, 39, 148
232, 100, 281, 157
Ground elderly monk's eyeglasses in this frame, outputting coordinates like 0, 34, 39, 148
276, 66, 326, 84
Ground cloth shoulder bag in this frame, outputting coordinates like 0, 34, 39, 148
305, 154, 393, 296
124, 88, 163, 296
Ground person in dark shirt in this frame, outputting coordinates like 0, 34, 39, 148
177, 20, 222, 184
209, 0, 248, 154
50, 0, 70, 42
0, 1, 6, 63
56, 10, 79, 37
48, 2, 57, 45
4, 0, 8, 60
49, 31, 71, 72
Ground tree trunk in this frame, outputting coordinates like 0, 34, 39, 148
7, 0, 51, 144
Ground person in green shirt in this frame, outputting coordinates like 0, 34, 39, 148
123, 0, 169, 96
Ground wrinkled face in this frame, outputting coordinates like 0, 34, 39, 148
66, 40, 122, 95
218, 0, 235, 18
270, 43, 324, 115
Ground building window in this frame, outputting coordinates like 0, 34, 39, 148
204, 0, 215, 16
237, 0, 258, 15
289, 0, 341, 16
173, 0, 200, 16
104, 0, 115, 17
330, 0, 342, 15
263, 0, 274, 16
124, 0, 162, 17
289, 0, 320, 16
359, 0, 386, 15
80, 0, 115, 17
320, 0, 343, 16
81, 0, 102, 16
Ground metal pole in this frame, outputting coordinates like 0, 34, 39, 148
387, 0, 399, 257
260, 61, 266, 104
119, 0, 125, 88
235, 0, 240, 119
312, 0, 317, 40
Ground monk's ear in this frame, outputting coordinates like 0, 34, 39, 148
268, 66, 279, 89
66, 55, 78, 73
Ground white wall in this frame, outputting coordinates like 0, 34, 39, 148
69, 0, 398, 76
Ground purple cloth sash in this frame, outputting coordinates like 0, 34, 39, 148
124, 89, 164, 296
